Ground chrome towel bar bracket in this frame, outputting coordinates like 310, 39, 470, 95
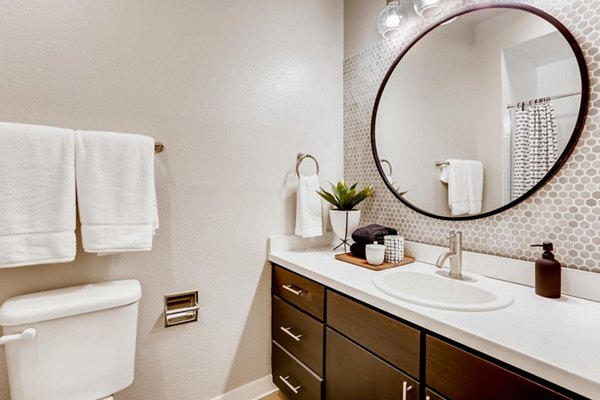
154, 142, 165, 154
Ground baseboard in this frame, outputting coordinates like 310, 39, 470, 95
210, 375, 277, 400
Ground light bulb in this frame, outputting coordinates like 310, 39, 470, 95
385, 14, 402, 28
414, 0, 445, 19
377, 1, 404, 38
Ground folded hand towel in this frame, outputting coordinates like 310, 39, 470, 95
0, 122, 76, 267
447, 159, 483, 216
75, 130, 158, 254
295, 175, 323, 238
350, 243, 366, 259
352, 224, 398, 244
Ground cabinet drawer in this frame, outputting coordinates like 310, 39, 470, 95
272, 341, 323, 400
426, 336, 571, 400
326, 291, 420, 378
325, 328, 419, 400
273, 266, 325, 320
272, 296, 324, 376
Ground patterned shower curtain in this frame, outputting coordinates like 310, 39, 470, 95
512, 99, 558, 200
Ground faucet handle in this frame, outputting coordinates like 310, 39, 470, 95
447, 231, 461, 239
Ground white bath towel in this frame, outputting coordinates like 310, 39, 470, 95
447, 159, 483, 216
295, 175, 323, 238
76, 130, 158, 254
0, 122, 76, 267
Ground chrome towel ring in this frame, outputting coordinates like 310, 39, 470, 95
296, 153, 320, 177
380, 159, 393, 175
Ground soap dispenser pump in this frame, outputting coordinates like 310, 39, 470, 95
530, 241, 561, 298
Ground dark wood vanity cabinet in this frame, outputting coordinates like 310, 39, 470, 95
425, 336, 571, 400
271, 265, 582, 400
326, 290, 420, 400
327, 290, 420, 379
325, 328, 419, 400
424, 388, 446, 400
272, 266, 325, 399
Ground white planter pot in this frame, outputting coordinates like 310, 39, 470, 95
329, 209, 361, 243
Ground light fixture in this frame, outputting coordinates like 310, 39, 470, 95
377, 0, 404, 39
413, 0, 445, 19
377, 0, 447, 38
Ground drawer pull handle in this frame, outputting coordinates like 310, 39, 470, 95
402, 381, 413, 400
282, 284, 304, 296
279, 375, 301, 394
280, 326, 303, 341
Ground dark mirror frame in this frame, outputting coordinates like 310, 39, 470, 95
371, 3, 590, 221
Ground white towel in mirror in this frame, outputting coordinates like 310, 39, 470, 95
447, 159, 483, 216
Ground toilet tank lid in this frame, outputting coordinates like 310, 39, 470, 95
0, 280, 142, 326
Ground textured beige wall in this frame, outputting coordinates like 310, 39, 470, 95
0, 1, 343, 399
344, 0, 382, 58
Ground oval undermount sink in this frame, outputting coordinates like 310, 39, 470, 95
372, 267, 514, 311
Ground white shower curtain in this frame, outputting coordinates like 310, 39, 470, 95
512, 99, 558, 200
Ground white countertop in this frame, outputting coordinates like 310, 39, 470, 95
268, 237, 600, 398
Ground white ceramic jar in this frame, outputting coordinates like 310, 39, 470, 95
366, 242, 386, 265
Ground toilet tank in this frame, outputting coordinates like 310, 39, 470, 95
0, 280, 142, 400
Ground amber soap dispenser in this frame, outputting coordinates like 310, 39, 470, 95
530, 241, 561, 298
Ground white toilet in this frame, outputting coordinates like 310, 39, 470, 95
0, 280, 142, 400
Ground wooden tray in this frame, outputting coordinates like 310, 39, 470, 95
334, 252, 415, 271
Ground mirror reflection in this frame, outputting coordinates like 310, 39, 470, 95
374, 8, 584, 218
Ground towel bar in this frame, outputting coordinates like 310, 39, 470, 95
154, 142, 165, 154
296, 153, 319, 177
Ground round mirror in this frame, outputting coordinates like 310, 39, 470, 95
372, 5, 589, 220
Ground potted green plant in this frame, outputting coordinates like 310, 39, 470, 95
317, 181, 375, 251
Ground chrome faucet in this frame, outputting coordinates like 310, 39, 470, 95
435, 231, 463, 279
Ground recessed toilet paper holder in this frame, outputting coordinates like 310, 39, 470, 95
164, 290, 199, 327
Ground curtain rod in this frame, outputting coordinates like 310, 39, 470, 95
506, 91, 581, 109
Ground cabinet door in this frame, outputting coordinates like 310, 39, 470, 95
325, 328, 418, 400
425, 388, 446, 400
426, 336, 571, 400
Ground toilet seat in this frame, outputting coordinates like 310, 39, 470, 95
98, 396, 114, 400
